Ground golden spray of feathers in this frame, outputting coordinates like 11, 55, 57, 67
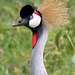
38, 0, 69, 30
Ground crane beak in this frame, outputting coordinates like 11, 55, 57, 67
12, 19, 24, 27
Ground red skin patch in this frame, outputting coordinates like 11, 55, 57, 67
32, 32, 38, 48
32, 10, 39, 48
34, 10, 40, 16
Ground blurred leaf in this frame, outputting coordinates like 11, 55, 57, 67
14, 67, 21, 75
71, 17, 75, 25
55, 31, 62, 47
21, 66, 26, 73
72, 71, 75, 75
72, 54, 75, 64
3, 6, 16, 19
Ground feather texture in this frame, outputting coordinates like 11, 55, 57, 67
38, 0, 69, 29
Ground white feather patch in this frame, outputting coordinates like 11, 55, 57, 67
29, 13, 41, 28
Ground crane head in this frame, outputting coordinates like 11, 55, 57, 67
12, 5, 42, 29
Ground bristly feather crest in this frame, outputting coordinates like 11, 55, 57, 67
38, 0, 69, 30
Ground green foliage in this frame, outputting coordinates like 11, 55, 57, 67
55, 31, 62, 47
3, 6, 16, 19
0, 0, 75, 75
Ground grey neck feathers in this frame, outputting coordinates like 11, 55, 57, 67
30, 21, 48, 75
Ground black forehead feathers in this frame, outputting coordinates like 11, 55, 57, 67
20, 5, 34, 19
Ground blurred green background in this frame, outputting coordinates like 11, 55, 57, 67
0, 0, 75, 75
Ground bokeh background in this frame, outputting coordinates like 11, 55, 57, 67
0, 0, 75, 75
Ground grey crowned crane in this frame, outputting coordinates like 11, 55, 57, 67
12, 0, 69, 75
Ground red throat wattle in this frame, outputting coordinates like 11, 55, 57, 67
32, 32, 38, 48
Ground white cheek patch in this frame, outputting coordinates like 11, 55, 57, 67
29, 13, 41, 28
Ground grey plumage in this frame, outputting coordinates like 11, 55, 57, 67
30, 21, 48, 75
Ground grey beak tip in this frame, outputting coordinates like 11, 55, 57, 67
12, 19, 23, 27
12, 23, 15, 27
12, 25, 14, 27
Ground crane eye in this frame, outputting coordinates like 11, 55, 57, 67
30, 15, 33, 20
29, 13, 41, 28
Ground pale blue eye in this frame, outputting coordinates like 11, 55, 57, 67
30, 15, 33, 20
